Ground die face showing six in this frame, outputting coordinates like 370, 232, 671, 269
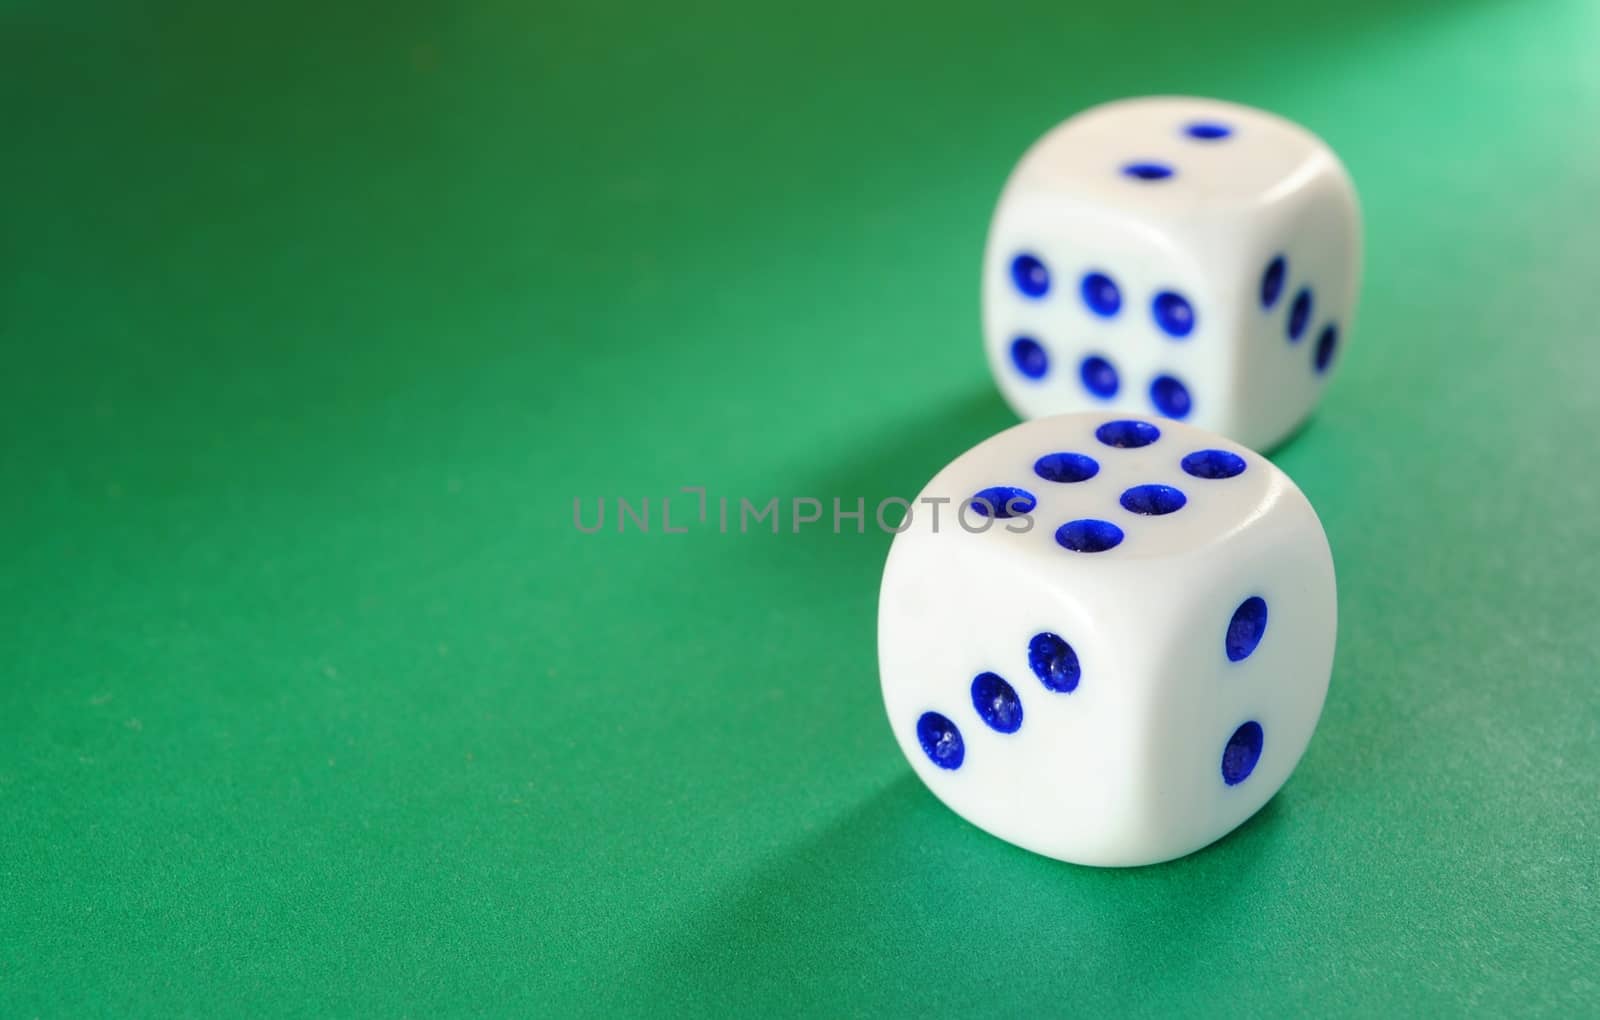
986, 202, 1226, 442
981, 96, 1362, 451
877, 413, 1336, 866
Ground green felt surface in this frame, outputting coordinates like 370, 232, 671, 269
3, 0, 1598, 1014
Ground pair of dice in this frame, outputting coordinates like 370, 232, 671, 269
878, 98, 1358, 866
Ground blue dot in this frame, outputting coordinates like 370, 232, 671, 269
1011, 253, 1050, 298
970, 485, 1037, 519
1028, 632, 1080, 693
1122, 162, 1175, 181
1184, 121, 1232, 140
1010, 337, 1048, 379
1079, 355, 1119, 399
1095, 419, 1160, 448
1120, 483, 1187, 516
1226, 596, 1269, 662
1055, 518, 1124, 553
1288, 288, 1313, 342
1182, 449, 1247, 480
971, 672, 1023, 733
1152, 291, 1196, 338
1315, 324, 1339, 374
1261, 256, 1286, 309
1033, 452, 1099, 484
1080, 272, 1121, 317
917, 712, 965, 770
1221, 721, 1264, 786
1150, 374, 1192, 419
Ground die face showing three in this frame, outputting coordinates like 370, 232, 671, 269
981, 96, 1363, 451
877, 413, 1336, 866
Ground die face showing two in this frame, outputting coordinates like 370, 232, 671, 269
981, 96, 1363, 451
877, 413, 1336, 866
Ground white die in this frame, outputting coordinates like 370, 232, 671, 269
981, 96, 1362, 451
877, 413, 1336, 866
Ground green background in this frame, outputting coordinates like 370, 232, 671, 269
4, 0, 1597, 1014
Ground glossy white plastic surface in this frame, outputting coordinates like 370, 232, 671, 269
982, 96, 1362, 451
878, 413, 1336, 866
